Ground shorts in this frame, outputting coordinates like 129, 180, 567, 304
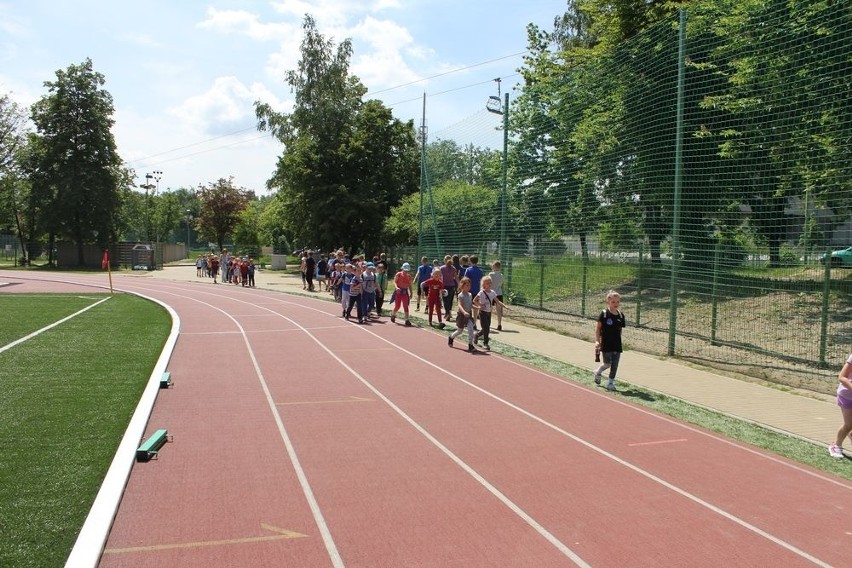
317, 275, 327, 281
838, 394, 852, 409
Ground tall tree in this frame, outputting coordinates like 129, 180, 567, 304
28, 59, 123, 264
255, 15, 418, 255
0, 94, 31, 261
196, 177, 250, 251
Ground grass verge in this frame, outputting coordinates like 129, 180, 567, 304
0, 293, 170, 567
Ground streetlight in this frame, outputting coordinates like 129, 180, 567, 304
185, 209, 192, 250
143, 171, 163, 242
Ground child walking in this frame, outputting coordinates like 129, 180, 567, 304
473, 275, 507, 351
829, 354, 852, 458
594, 290, 626, 391
448, 277, 476, 353
390, 262, 413, 327
420, 268, 446, 329
488, 260, 505, 331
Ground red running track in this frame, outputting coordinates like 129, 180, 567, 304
3, 272, 851, 567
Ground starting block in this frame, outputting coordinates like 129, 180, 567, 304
160, 371, 173, 389
136, 429, 171, 462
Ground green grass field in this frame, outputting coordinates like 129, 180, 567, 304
0, 293, 170, 567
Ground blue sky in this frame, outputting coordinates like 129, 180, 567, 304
0, 1, 564, 194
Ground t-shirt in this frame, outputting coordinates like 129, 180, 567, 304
422, 276, 444, 301
395, 270, 411, 291
349, 274, 362, 295
464, 265, 483, 295
839, 354, 852, 401
416, 264, 432, 286
440, 264, 457, 288
489, 271, 503, 296
362, 271, 376, 293
476, 289, 497, 313
598, 309, 626, 352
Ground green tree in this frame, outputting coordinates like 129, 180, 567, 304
28, 59, 123, 264
232, 198, 263, 257
196, 177, 250, 251
255, 15, 418, 255
0, 94, 31, 261
384, 180, 498, 256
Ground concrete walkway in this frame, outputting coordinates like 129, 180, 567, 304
146, 264, 840, 448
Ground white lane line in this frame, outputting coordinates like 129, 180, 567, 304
118, 286, 345, 568
124, 280, 834, 566
0, 296, 111, 355
126, 280, 589, 566
343, 327, 832, 567
496, 355, 852, 491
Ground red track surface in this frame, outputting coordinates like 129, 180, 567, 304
4, 273, 851, 567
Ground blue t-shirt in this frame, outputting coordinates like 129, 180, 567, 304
417, 264, 432, 286
464, 265, 483, 296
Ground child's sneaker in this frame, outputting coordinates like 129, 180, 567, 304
468, 344, 476, 353
829, 444, 845, 458
607, 381, 616, 392
405, 320, 412, 327
594, 373, 601, 385
448, 337, 453, 347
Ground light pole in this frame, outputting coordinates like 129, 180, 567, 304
143, 171, 163, 242
185, 209, 192, 250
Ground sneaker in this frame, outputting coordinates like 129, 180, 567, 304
390, 314, 396, 323
594, 373, 601, 386
405, 320, 412, 327
607, 383, 616, 392
439, 322, 446, 330
448, 337, 454, 347
496, 324, 502, 331
829, 444, 845, 458
484, 343, 490, 351
468, 344, 476, 353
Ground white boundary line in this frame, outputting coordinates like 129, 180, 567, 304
114, 287, 346, 568
123, 283, 591, 565
15, 274, 837, 567
0, 296, 112, 355
46, 287, 181, 568
153, 282, 834, 567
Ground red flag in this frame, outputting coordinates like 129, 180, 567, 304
102, 249, 110, 270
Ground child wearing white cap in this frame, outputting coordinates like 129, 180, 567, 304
391, 262, 413, 326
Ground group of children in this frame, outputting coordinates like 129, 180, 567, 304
387, 254, 509, 352
315, 250, 629, 390
195, 250, 257, 287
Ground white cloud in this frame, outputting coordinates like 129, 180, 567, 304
169, 76, 288, 136
197, 8, 296, 41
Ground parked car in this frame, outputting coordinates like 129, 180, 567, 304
819, 246, 852, 267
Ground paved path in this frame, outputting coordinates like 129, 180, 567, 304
147, 265, 840, 448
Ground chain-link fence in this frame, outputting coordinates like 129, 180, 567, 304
412, 1, 851, 395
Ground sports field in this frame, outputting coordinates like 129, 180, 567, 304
0, 292, 169, 567
1, 273, 850, 566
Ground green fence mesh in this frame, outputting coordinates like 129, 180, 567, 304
409, 1, 851, 395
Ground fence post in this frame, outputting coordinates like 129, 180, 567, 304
819, 248, 831, 367
635, 242, 643, 326
710, 240, 720, 345
667, 8, 687, 356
